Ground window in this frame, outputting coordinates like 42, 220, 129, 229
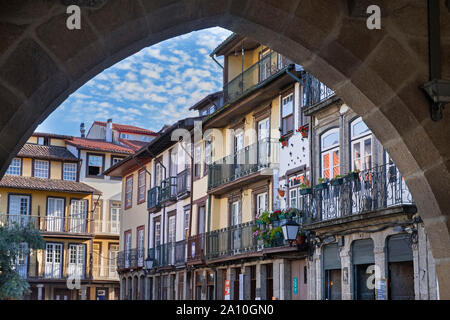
33, 160, 49, 178
321, 129, 340, 180
137, 170, 146, 204
204, 139, 212, 175
70, 199, 88, 233
137, 226, 144, 267
124, 230, 131, 268
184, 207, 190, 240
45, 243, 62, 278
110, 202, 121, 233
256, 192, 268, 217
68, 244, 85, 278
259, 48, 273, 81
87, 154, 103, 177
281, 93, 294, 135
350, 118, 372, 171
154, 220, 161, 247
63, 163, 77, 181
170, 148, 178, 176
125, 175, 133, 209
111, 156, 124, 167
6, 158, 21, 176
37, 137, 49, 146
155, 161, 163, 186
208, 105, 215, 115
288, 173, 307, 210
120, 133, 130, 139
194, 144, 201, 178
168, 214, 176, 243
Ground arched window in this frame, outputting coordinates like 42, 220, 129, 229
350, 117, 372, 171
320, 128, 340, 179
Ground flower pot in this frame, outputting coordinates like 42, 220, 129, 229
315, 183, 328, 190
278, 189, 285, 197
345, 172, 360, 181
330, 178, 344, 186
296, 235, 306, 245
300, 188, 312, 195
301, 131, 308, 138
281, 140, 287, 147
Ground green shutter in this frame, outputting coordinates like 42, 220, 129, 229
388, 234, 413, 262
352, 238, 375, 265
323, 244, 341, 270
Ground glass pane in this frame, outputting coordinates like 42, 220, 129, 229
322, 132, 339, 149
333, 150, 340, 177
352, 119, 371, 137
88, 155, 102, 167
353, 142, 361, 171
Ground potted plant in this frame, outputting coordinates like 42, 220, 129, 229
279, 135, 288, 147
257, 210, 271, 225
296, 229, 306, 245
330, 174, 344, 186
299, 182, 312, 195
284, 207, 300, 220
277, 189, 285, 197
345, 169, 360, 181
296, 125, 309, 138
315, 177, 328, 190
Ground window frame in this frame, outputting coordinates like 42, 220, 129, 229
137, 169, 146, 205
86, 153, 105, 179
125, 174, 133, 210
350, 117, 373, 172
33, 159, 49, 179
320, 128, 340, 180
62, 162, 77, 181
281, 92, 295, 136
6, 158, 22, 176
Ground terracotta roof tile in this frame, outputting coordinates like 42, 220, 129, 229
0, 175, 101, 195
65, 137, 134, 154
17, 144, 78, 161
119, 139, 148, 151
94, 121, 157, 136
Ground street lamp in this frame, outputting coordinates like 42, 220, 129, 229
144, 256, 154, 274
281, 219, 300, 246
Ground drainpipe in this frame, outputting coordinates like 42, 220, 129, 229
155, 157, 167, 246
209, 53, 223, 69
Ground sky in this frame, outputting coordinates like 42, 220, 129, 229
36, 27, 233, 136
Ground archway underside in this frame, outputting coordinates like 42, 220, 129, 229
0, 0, 449, 298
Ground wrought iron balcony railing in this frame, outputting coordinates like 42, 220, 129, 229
207, 138, 278, 191
11, 262, 88, 280
187, 233, 205, 262
177, 169, 191, 197
160, 177, 177, 203
147, 186, 161, 210
302, 72, 335, 108
223, 51, 292, 104
205, 220, 286, 260
299, 164, 414, 224
117, 248, 145, 270
0, 214, 93, 234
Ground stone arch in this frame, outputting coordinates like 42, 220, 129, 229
0, 0, 449, 298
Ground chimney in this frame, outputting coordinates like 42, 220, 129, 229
80, 123, 86, 138
106, 118, 113, 142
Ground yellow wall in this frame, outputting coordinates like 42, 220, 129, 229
226, 45, 267, 82
50, 138, 66, 147
50, 161, 62, 180
27, 136, 37, 144
22, 158, 32, 176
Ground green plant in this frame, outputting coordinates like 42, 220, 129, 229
332, 174, 343, 180
284, 207, 300, 219
269, 226, 283, 240
299, 183, 309, 189
297, 229, 306, 237
318, 177, 326, 184
257, 210, 271, 224
269, 210, 281, 221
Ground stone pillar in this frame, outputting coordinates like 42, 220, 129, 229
201, 270, 207, 300
227, 268, 235, 300
152, 276, 158, 300
182, 271, 189, 300
216, 269, 224, 300
81, 285, 87, 300
132, 276, 137, 300
340, 240, 352, 300
168, 274, 175, 300
257, 263, 267, 300
273, 259, 291, 300
174, 273, 179, 300
37, 284, 44, 300
243, 266, 251, 300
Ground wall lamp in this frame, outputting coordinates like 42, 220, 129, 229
421, 79, 450, 121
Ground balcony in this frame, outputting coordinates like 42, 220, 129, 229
205, 220, 287, 261
299, 164, 415, 225
302, 72, 335, 109
187, 234, 205, 263
148, 240, 186, 268
224, 51, 291, 105
0, 215, 93, 236
176, 169, 191, 199
93, 220, 120, 235
13, 262, 88, 281
147, 186, 161, 211
91, 265, 119, 280
117, 248, 145, 270
208, 138, 279, 193
160, 177, 177, 203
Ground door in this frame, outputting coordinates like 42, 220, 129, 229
109, 244, 119, 278
47, 197, 64, 232
259, 49, 272, 81
291, 260, 308, 300
257, 117, 270, 167
388, 261, 414, 300
385, 151, 411, 206
124, 231, 131, 268
93, 243, 101, 277
14, 243, 29, 278
70, 199, 87, 233
137, 227, 144, 267
68, 244, 85, 279
45, 243, 62, 278
325, 269, 342, 300
110, 203, 120, 233
256, 192, 268, 217
355, 264, 375, 300
8, 195, 31, 226
231, 201, 241, 252
234, 132, 244, 176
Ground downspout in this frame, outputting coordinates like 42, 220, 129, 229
155, 157, 167, 247
209, 53, 223, 69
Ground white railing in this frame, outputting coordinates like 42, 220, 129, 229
94, 220, 120, 234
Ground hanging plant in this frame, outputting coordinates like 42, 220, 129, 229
279, 135, 288, 147
296, 125, 309, 138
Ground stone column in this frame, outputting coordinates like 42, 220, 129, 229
340, 240, 352, 300
174, 273, 179, 300
216, 269, 224, 300
273, 259, 291, 300
152, 276, 158, 300
168, 273, 175, 300
37, 284, 44, 300
182, 271, 189, 300
201, 270, 207, 300
258, 263, 267, 300
227, 268, 235, 300
243, 266, 251, 300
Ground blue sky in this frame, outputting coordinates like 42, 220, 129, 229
36, 27, 233, 136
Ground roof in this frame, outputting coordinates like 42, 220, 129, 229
93, 121, 157, 136
210, 33, 260, 57
17, 144, 78, 161
0, 175, 101, 195
189, 91, 223, 110
119, 139, 149, 151
65, 137, 135, 155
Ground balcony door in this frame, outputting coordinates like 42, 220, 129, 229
110, 202, 120, 233
8, 194, 31, 226
231, 201, 242, 252
234, 131, 244, 177
70, 199, 88, 233
47, 197, 64, 232
68, 244, 85, 279
259, 49, 273, 82
257, 117, 270, 167
109, 244, 119, 278
124, 231, 131, 268
137, 227, 144, 267
45, 243, 62, 278
14, 243, 28, 278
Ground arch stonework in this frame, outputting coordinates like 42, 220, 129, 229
0, 0, 449, 298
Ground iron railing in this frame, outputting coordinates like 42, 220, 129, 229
208, 138, 279, 191
205, 220, 287, 260
300, 164, 414, 223
160, 177, 177, 203
0, 214, 93, 234
223, 51, 291, 104
177, 169, 191, 196
187, 234, 205, 262
11, 262, 88, 280
93, 219, 120, 234
117, 248, 145, 269
174, 240, 186, 265
302, 72, 335, 108
91, 265, 119, 280
147, 186, 161, 210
